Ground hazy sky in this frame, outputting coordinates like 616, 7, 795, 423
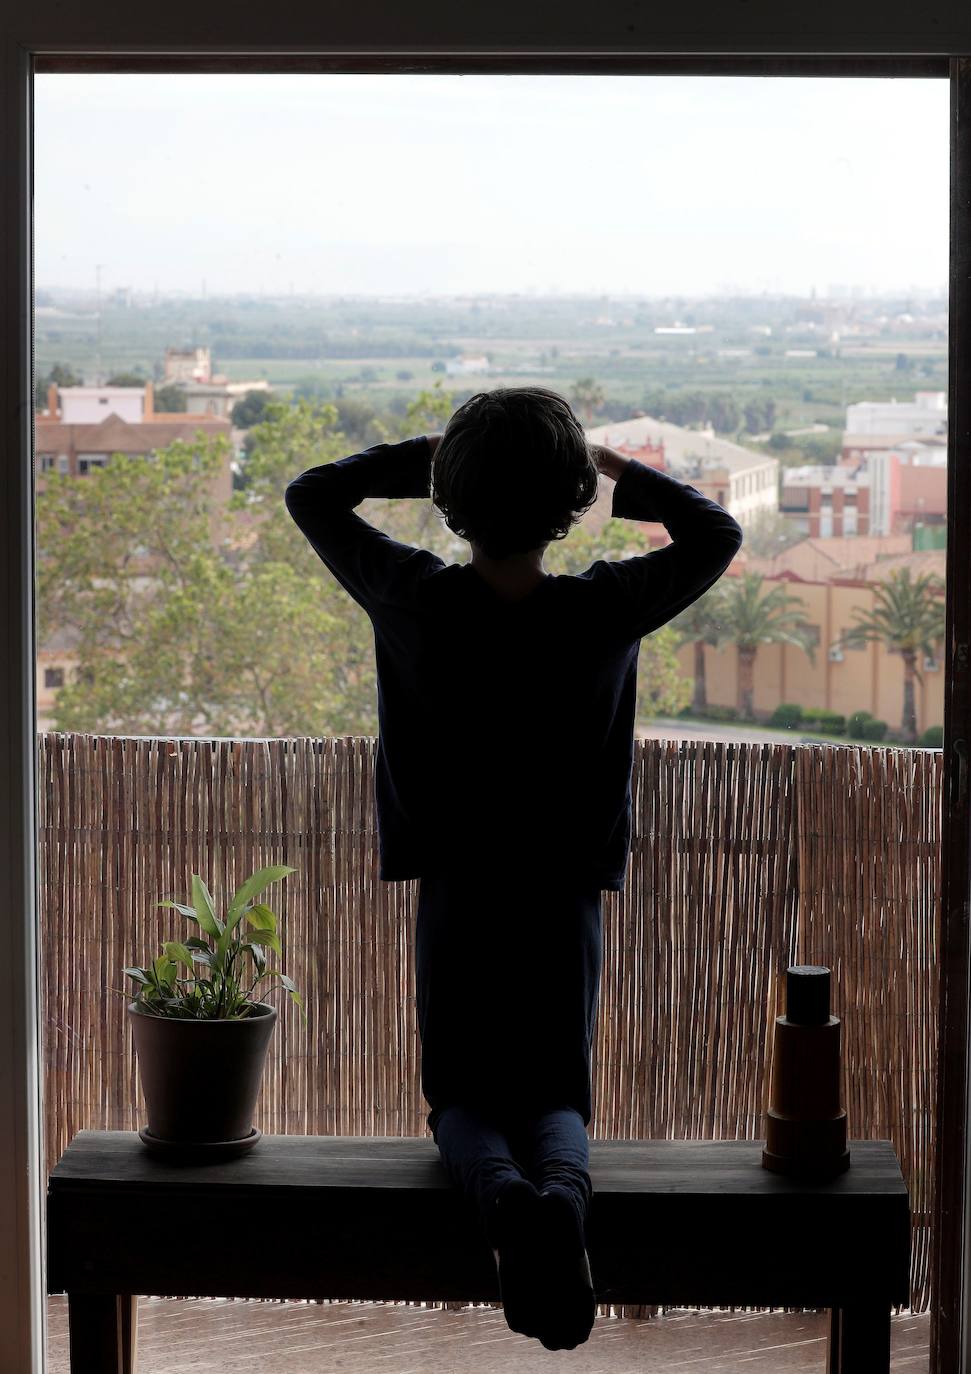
35, 74, 949, 298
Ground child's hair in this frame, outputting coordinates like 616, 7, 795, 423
431, 386, 600, 560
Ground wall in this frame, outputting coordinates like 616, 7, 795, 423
59, 386, 145, 424
680, 578, 945, 733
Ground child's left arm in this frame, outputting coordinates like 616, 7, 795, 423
284, 435, 445, 615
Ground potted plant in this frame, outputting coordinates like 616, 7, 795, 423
122, 864, 306, 1157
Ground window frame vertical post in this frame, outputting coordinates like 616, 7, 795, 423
0, 34, 45, 1374
932, 52, 971, 1374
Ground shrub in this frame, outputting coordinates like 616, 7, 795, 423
804, 709, 846, 736
861, 718, 888, 742
920, 725, 944, 748
769, 703, 803, 729
701, 704, 738, 722
848, 710, 874, 740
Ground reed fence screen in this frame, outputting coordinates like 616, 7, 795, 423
38, 731, 941, 1316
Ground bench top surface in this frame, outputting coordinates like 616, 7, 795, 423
50, 1131, 906, 1199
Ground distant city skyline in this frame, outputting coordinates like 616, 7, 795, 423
36, 284, 948, 306
36, 74, 949, 298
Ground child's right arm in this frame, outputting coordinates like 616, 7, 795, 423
589, 446, 743, 641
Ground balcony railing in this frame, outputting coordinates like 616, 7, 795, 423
38, 731, 941, 1318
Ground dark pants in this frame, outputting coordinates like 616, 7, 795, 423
415, 866, 603, 1249
430, 1102, 593, 1250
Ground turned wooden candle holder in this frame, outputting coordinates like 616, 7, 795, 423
762, 964, 850, 1179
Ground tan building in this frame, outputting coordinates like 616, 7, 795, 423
36, 626, 81, 728
745, 533, 913, 583
164, 346, 212, 383
681, 569, 945, 737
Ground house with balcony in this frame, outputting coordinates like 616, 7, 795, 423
780, 464, 871, 536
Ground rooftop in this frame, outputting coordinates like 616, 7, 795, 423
35, 412, 231, 453
586, 416, 777, 477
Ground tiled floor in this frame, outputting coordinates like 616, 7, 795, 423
46, 1298, 930, 1372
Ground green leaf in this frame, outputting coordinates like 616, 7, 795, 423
158, 900, 199, 920
247, 930, 282, 956
278, 973, 307, 1017
226, 866, 295, 930
163, 941, 195, 969
153, 955, 177, 988
245, 941, 267, 973
191, 874, 223, 938
246, 903, 277, 933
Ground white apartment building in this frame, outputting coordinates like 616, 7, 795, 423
55, 386, 148, 424
844, 391, 947, 438
445, 354, 490, 376
180, 378, 271, 418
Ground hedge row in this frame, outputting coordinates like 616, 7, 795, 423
679, 703, 942, 747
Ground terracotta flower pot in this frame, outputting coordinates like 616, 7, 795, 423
128, 1001, 277, 1156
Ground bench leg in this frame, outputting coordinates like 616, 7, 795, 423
68, 1293, 138, 1374
827, 1304, 891, 1373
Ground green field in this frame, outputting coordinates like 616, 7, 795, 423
35, 290, 948, 437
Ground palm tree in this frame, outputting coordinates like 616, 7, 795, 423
719, 573, 817, 720
838, 568, 945, 743
673, 584, 727, 714
570, 377, 606, 425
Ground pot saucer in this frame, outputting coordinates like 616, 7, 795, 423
138, 1127, 262, 1160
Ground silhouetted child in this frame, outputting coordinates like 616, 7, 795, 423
285, 386, 742, 1350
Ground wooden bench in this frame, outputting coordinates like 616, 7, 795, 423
47, 1132, 910, 1373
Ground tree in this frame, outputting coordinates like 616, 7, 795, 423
153, 383, 187, 413
635, 625, 692, 721
569, 377, 606, 425
678, 390, 709, 427
799, 431, 842, 466
106, 370, 147, 386
709, 394, 740, 435
838, 568, 945, 742
719, 573, 817, 719
672, 585, 727, 713
401, 381, 454, 436
37, 409, 369, 737
36, 395, 692, 738
35, 362, 81, 410
334, 396, 389, 447
742, 510, 805, 559
230, 389, 274, 429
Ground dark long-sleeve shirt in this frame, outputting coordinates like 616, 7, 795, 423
285, 437, 742, 890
